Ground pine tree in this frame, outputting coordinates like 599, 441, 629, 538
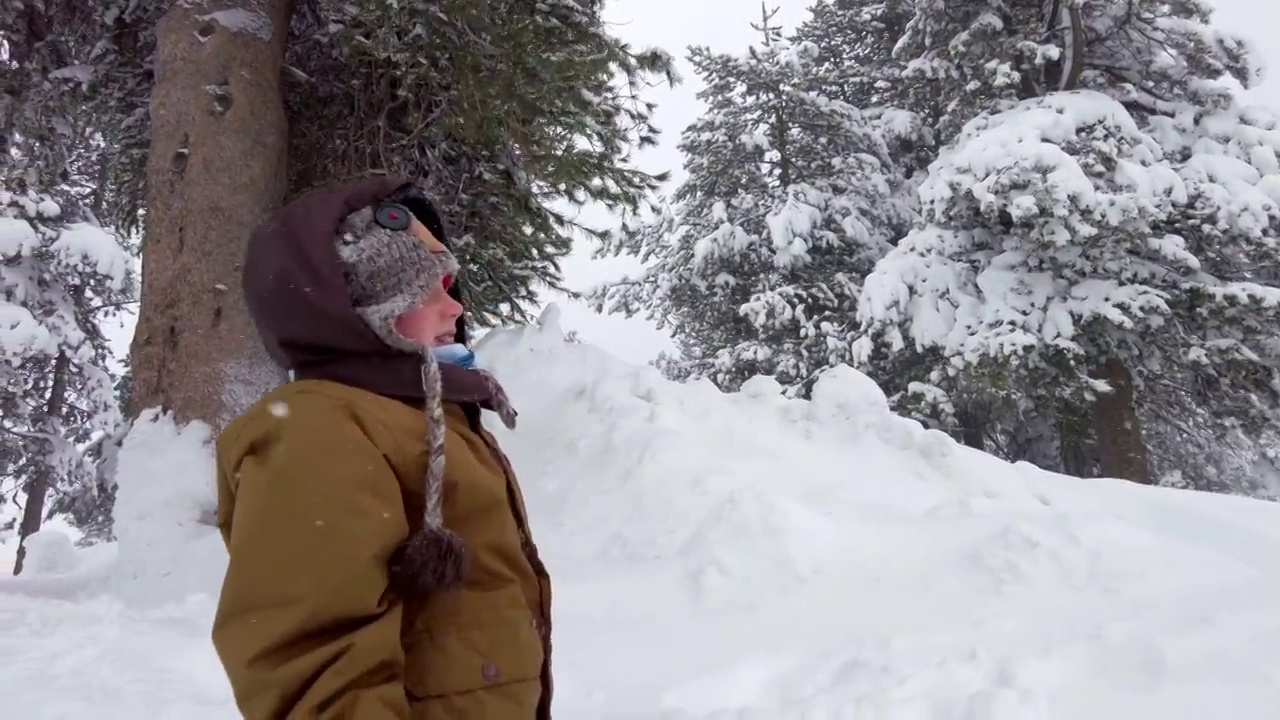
1, 189, 133, 573
9, 1, 677, 335
0, 1, 157, 236
1135, 105, 1280, 497
284, 0, 676, 329
793, 0, 939, 181
594, 6, 916, 392
856, 0, 1280, 493
793, 0, 921, 113
2, 2, 143, 552
896, 0, 1259, 136
9, 0, 676, 428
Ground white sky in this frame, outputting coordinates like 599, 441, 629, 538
102, 0, 1280, 368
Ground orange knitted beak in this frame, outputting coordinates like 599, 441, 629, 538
409, 216, 448, 254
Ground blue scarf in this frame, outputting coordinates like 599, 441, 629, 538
432, 342, 476, 368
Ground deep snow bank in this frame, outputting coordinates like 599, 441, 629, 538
481, 307, 1280, 715
484, 307, 1279, 596
3, 305, 1279, 718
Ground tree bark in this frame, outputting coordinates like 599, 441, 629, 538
128, 0, 292, 428
1057, 1, 1086, 92
1090, 356, 1155, 484
13, 351, 69, 576
1058, 405, 1092, 477
954, 402, 988, 451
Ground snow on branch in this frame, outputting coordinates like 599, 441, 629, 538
857, 89, 1280, 387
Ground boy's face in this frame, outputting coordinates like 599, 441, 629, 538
395, 278, 462, 348
393, 216, 464, 348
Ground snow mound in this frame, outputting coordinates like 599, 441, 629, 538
2, 305, 1278, 717
479, 306, 1280, 715
110, 409, 226, 606
18, 529, 80, 576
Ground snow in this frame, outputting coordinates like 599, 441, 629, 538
193, 7, 274, 42
48, 65, 94, 84
854, 89, 1280, 383
2, 200, 131, 364
50, 223, 132, 289
110, 409, 225, 607
18, 530, 81, 577
0, 302, 59, 360
3, 307, 1279, 717
0, 215, 40, 256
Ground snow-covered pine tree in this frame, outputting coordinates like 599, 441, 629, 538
789, 0, 939, 232
857, 93, 1188, 474
893, 0, 1057, 142
284, 0, 675, 329
857, 0, 1280, 494
3, 2, 145, 553
0, 1, 158, 237
792, 0, 932, 130
792, 0, 912, 103
594, 6, 916, 393
787, 0, 945, 404
1, 190, 134, 573
894, 0, 1255, 140
1135, 106, 1280, 498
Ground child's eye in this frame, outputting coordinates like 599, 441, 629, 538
442, 273, 453, 290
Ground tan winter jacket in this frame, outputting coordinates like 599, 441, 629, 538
213, 380, 552, 718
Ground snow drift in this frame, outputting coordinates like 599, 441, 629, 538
3, 305, 1279, 718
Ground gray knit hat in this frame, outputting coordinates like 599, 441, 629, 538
335, 203, 468, 593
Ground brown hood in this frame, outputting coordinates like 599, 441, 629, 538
242, 174, 425, 399
242, 174, 507, 413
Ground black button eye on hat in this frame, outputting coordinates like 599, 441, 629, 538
386, 183, 469, 346
374, 203, 413, 231
387, 184, 449, 242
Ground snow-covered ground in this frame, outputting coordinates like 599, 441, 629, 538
3, 308, 1279, 718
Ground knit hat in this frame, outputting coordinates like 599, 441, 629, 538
336, 203, 459, 353
333, 189, 509, 595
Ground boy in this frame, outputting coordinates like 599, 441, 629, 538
212, 176, 552, 718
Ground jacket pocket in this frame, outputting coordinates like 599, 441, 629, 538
403, 604, 545, 700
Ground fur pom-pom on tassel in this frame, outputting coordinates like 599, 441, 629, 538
389, 526, 468, 595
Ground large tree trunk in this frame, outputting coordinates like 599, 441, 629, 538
1090, 356, 1155, 484
128, 1, 292, 428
